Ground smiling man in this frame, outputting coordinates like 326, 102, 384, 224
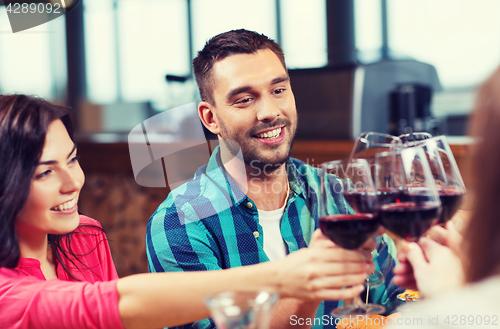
197, 43, 297, 213
146, 29, 403, 329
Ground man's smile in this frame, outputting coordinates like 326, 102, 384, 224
253, 126, 283, 139
253, 126, 285, 145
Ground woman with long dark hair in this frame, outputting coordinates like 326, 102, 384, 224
0, 94, 112, 281
390, 65, 500, 327
0, 94, 375, 329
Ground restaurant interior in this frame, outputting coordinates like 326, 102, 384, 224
1, 0, 498, 277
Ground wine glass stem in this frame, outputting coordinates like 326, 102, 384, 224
366, 281, 370, 305
353, 296, 364, 308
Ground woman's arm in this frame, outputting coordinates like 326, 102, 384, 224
0, 231, 371, 329
118, 232, 372, 329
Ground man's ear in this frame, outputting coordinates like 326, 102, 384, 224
198, 101, 220, 135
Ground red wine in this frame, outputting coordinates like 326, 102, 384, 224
377, 188, 403, 204
377, 187, 436, 204
438, 191, 464, 224
379, 202, 440, 240
319, 214, 380, 250
344, 191, 377, 213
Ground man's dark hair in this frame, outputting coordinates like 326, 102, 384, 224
192, 29, 286, 105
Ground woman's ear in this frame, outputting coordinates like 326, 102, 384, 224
198, 101, 220, 135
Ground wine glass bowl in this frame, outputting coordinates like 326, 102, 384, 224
205, 290, 279, 329
350, 132, 403, 165
375, 148, 442, 241
404, 136, 466, 225
319, 159, 380, 250
399, 132, 433, 144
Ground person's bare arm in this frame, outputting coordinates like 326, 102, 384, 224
118, 230, 373, 329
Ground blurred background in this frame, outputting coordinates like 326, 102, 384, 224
2, 0, 498, 135
1, 0, 496, 276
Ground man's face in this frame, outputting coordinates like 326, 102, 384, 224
208, 49, 298, 170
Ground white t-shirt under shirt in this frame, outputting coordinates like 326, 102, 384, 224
258, 205, 288, 261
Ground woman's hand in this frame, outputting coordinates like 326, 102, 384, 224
398, 237, 464, 298
393, 215, 467, 288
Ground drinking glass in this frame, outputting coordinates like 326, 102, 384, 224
404, 136, 466, 224
374, 147, 442, 241
350, 132, 402, 165
399, 132, 432, 144
319, 159, 386, 317
205, 290, 279, 329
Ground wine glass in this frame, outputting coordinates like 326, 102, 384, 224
350, 132, 402, 165
374, 147, 442, 241
399, 132, 432, 144
404, 136, 466, 225
318, 159, 386, 317
205, 290, 279, 329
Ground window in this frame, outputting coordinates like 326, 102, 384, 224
84, 0, 117, 104
117, 0, 190, 106
81, 0, 332, 130
354, 0, 382, 61
388, 0, 500, 89
279, 0, 327, 68
0, 7, 67, 100
191, 0, 277, 57
84, 0, 190, 108
355, 0, 500, 122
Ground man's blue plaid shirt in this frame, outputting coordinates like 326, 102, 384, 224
146, 146, 404, 329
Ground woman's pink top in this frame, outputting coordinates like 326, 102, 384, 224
0, 215, 125, 329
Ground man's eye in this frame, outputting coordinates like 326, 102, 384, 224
236, 98, 252, 104
273, 88, 285, 95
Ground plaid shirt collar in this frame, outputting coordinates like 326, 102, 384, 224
198, 145, 306, 206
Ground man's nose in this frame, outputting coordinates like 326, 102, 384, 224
256, 96, 280, 122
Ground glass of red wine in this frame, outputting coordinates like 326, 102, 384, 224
318, 159, 386, 317
374, 147, 442, 241
404, 136, 466, 225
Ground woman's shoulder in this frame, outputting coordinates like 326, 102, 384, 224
74, 215, 104, 234
78, 215, 102, 227
58, 215, 117, 281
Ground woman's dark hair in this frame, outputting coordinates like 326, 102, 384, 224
0, 94, 103, 280
465, 65, 500, 282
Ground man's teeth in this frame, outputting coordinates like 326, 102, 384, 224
51, 199, 76, 211
256, 127, 281, 139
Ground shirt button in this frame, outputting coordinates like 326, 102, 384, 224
246, 202, 253, 208
253, 231, 259, 238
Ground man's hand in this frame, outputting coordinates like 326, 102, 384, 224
273, 229, 375, 302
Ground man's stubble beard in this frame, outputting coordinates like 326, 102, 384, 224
217, 117, 297, 173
